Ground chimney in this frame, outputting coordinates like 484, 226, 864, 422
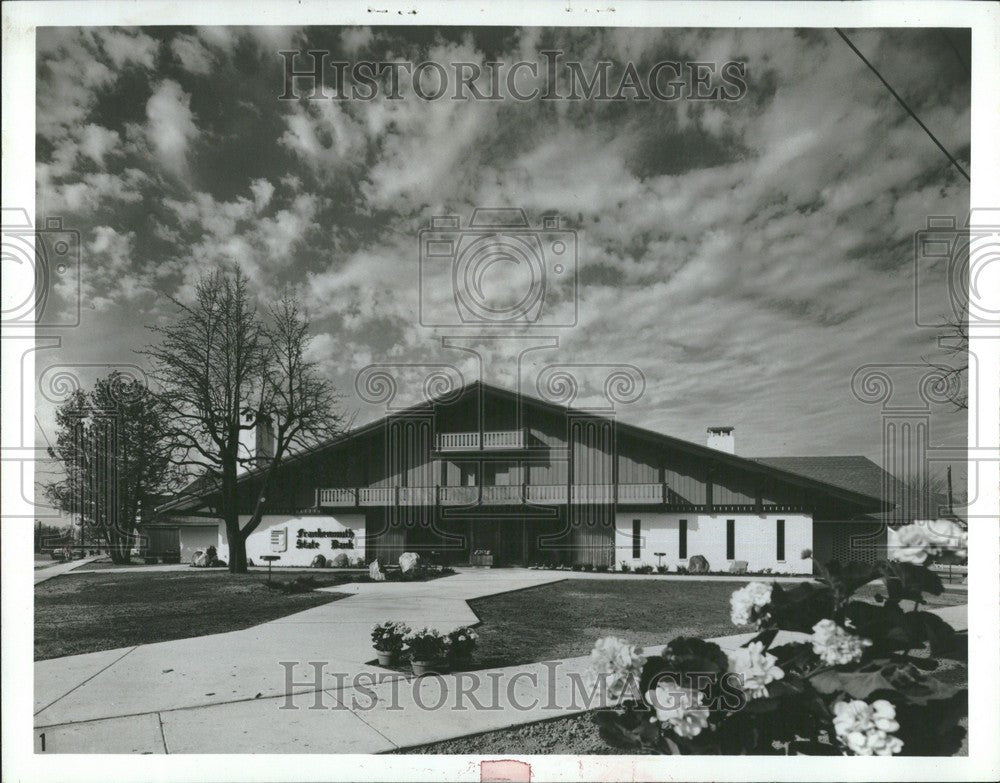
255, 415, 275, 461
706, 426, 735, 454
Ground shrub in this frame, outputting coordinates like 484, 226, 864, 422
447, 626, 478, 660
656, 565, 669, 574
591, 520, 968, 756
675, 565, 688, 575
594, 564, 610, 573
583, 563, 594, 572
330, 552, 351, 568
571, 563, 583, 571
371, 621, 410, 653
619, 561, 632, 573
634, 564, 654, 575
270, 576, 319, 594
404, 628, 448, 662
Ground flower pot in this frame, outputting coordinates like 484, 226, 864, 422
375, 650, 394, 666
411, 659, 435, 676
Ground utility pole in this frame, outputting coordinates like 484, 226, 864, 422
946, 465, 954, 517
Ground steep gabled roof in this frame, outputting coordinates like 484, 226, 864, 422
753, 456, 902, 502
159, 379, 891, 514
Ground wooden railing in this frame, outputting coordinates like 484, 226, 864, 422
435, 430, 526, 451
617, 483, 664, 503
317, 488, 356, 506
359, 487, 395, 506
318, 483, 673, 507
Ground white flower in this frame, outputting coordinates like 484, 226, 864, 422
588, 636, 646, 699
922, 519, 968, 560
727, 641, 784, 699
832, 699, 903, 756
888, 519, 968, 564
646, 681, 710, 738
811, 619, 872, 665
729, 582, 773, 626
887, 524, 932, 563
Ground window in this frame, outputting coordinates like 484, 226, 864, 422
776, 519, 786, 561
632, 519, 642, 559
678, 519, 688, 559
726, 519, 735, 560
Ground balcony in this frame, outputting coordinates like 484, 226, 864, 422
435, 429, 526, 452
317, 483, 667, 507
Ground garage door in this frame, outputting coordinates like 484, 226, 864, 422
179, 525, 220, 563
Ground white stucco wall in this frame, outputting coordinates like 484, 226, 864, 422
614, 512, 813, 574
206, 513, 367, 566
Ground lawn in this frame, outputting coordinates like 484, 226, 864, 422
466, 579, 746, 670
35, 571, 351, 660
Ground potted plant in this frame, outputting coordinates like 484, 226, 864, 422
447, 626, 478, 667
371, 621, 410, 666
404, 628, 448, 675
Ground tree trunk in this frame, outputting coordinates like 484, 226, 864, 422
229, 534, 248, 573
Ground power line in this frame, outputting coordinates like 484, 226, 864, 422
834, 28, 970, 182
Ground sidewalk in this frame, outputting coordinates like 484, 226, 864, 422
32, 569, 967, 753
33, 555, 102, 585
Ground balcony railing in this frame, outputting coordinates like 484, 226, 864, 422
617, 483, 664, 503
435, 430, 526, 451
318, 483, 670, 507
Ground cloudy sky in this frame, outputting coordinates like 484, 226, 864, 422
34, 25, 970, 464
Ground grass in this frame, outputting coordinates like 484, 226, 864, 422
403, 581, 969, 757
466, 579, 746, 670
34, 571, 351, 660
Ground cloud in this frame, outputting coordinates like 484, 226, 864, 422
171, 34, 215, 74
33, 26, 970, 462
78, 124, 120, 166
145, 80, 199, 176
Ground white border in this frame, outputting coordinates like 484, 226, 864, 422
2, 2, 998, 782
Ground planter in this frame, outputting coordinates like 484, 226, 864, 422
411, 659, 436, 676
375, 650, 395, 667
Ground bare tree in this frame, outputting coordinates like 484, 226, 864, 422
923, 306, 968, 410
142, 268, 344, 573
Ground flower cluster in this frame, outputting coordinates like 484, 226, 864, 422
371, 621, 410, 653
729, 581, 772, 626
726, 641, 784, 699
832, 699, 904, 756
588, 636, 647, 699
888, 519, 968, 564
448, 625, 479, 658
810, 619, 872, 666
646, 681, 711, 738
403, 627, 450, 661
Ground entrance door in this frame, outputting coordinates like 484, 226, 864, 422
469, 520, 526, 566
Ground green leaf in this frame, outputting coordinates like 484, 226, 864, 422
810, 668, 893, 699
744, 628, 779, 650
903, 611, 957, 655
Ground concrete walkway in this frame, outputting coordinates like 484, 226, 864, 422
33, 569, 968, 754
33, 555, 102, 585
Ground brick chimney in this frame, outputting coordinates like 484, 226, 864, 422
706, 426, 735, 454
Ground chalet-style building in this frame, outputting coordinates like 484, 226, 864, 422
154, 381, 900, 573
